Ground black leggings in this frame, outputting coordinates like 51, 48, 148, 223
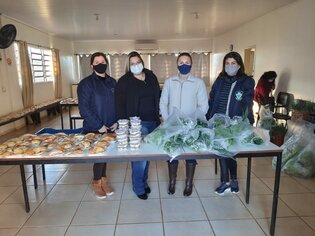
82, 130, 107, 181
93, 163, 107, 180
219, 158, 237, 183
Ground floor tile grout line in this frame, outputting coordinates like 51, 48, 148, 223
194, 178, 217, 235
12, 175, 61, 235
156, 160, 166, 236
113, 161, 128, 236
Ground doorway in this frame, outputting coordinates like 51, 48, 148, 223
244, 47, 255, 76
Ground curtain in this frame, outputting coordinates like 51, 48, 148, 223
79, 55, 92, 80
53, 48, 62, 98
108, 54, 128, 80
191, 53, 210, 86
17, 41, 34, 108
150, 54, 177, 84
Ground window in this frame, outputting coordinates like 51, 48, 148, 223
28, 46, 54, 83
77, 52, 210, 86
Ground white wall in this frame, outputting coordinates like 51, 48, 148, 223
0, 15, 75, 134
211, 0, 315, 101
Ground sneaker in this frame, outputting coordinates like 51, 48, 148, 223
230, 179, 239, 194
215, 182, 230, 195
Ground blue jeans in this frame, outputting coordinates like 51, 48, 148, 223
132, 121, 158, 195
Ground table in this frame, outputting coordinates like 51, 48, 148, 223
0, 142, 283, 236
59, 98, 82, 129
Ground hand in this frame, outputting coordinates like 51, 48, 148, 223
110, 123, 118, 131
98, 125, 108, 133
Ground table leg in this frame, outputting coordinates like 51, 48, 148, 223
270, 153, 282, 236
20, 165, 30, 213
32, 164, 38, 189
69, 106, 73, 129
246, 157, 252, 203
42, 164, 46, 181
60, 104, 64, 129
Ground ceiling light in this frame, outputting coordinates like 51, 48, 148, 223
191, 12, 199, 19
94, 13, 99, 21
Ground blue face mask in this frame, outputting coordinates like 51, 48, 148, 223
225, 64, 240, 76
178, 64, 192, 75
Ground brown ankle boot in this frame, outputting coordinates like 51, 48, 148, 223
92, 179, 106, 199
101, 177, 114, 196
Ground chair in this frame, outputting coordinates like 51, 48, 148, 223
273, 92, 294, 127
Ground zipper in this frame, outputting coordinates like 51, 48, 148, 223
226, 81, 237, 117
179, 82, 183, 110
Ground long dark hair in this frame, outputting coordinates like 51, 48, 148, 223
90, 52, 108, 65
260, 71, 277, 80
220, 51, 246, 77
126, 51, 144, 72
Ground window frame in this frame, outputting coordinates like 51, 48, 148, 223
28, 46, 55, 83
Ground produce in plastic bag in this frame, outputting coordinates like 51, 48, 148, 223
257, 105, 275, 130
146, 111, 266, 160
282, 141, 315, 178
272, 120, 315, 178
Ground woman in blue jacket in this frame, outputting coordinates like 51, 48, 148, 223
77, 52, 117, 199
206, 51, 255, 195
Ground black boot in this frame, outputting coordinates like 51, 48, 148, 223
183, 163, 196, 196
168, 162, 178, 195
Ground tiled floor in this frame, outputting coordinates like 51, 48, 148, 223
0, 114, 314, 236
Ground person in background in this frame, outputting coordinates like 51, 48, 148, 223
115, 51, 160, 200
206, 51, 255, 195
77, 52, 116, 199
254, 71, 277, 108
160, 52, 209, 196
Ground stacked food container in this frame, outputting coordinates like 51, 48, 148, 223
115, 117, 142, 151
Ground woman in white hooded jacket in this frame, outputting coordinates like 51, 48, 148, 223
160, 52, 208, 196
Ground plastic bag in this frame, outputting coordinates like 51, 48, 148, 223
257, 105, 275, 130
273, 120, 315, 178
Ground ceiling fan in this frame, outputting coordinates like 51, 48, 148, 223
0, 24, 17, 49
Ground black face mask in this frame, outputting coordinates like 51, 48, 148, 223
93, 63, 107, 74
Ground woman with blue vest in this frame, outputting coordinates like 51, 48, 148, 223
115, 51, 160, 200
77, 52, 117, 199
160, 52, 209, 196
206, 51, 255, 195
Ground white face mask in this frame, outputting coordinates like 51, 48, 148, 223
130, 63, 144, 75
225, 64, 240, 76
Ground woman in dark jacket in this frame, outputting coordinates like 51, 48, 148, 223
77, 52, 117, 199
115, 51, 160, 200
206, 51, 255, 195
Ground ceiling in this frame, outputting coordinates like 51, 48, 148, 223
0, 0, 298, 41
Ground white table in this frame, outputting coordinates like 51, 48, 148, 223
0, 142, 283, 236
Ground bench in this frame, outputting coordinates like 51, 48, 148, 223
0, 98, 63, 127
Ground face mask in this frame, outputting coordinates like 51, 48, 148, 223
225, 64, 240, 76
178, 64, 192, 75
93, 63, 107, 74
130, 63, 144, 75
